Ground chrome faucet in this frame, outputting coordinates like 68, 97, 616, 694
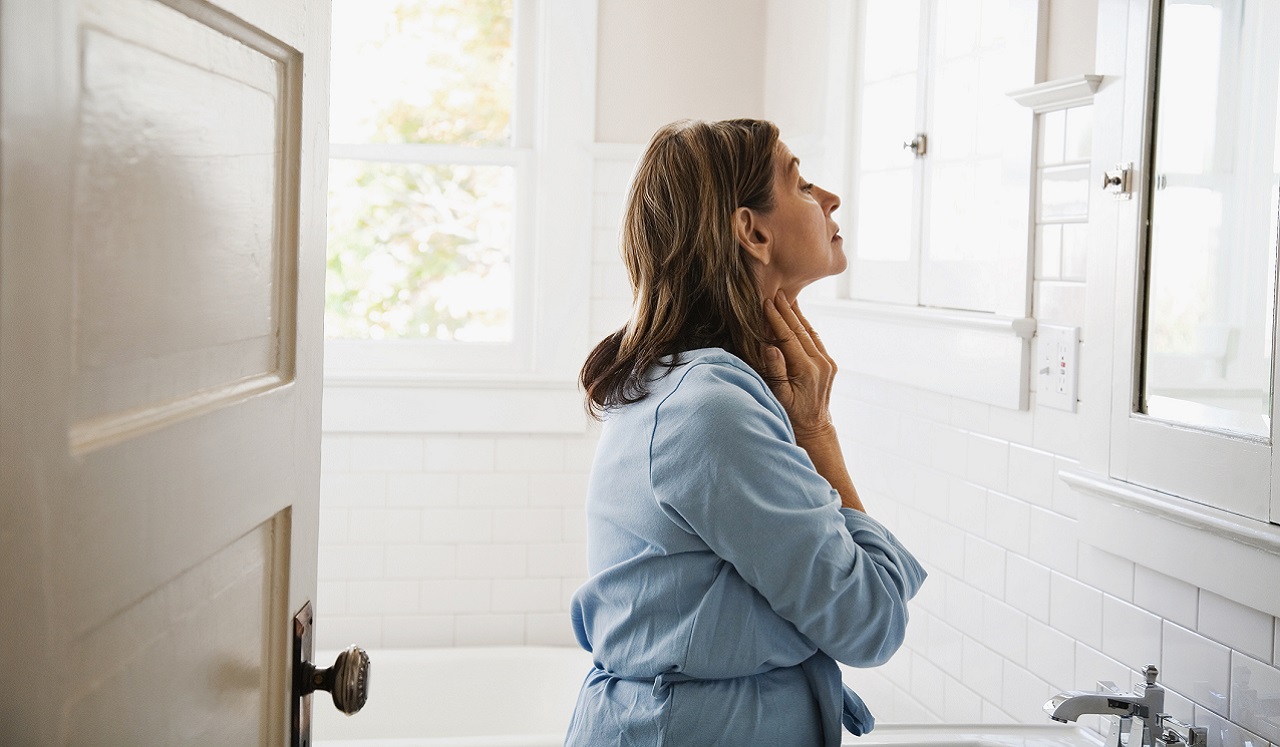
1045, 665, 1164, 724
1044, 666, 1206, 747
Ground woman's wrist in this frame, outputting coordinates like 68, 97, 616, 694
793, 420, 837, 449
794, 424, 865, 512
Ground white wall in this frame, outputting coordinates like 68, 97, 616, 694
1046, 0, 1099, 81
761, 0, 830, 144
594, 0, 767, 143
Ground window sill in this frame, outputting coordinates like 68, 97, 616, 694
808, 299, 1035, 410
322, 373, 587, 434
1063, 468, 1280, 617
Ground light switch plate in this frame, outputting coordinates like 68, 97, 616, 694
1037, 324, 1079, 412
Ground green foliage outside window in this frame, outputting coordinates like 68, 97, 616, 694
325, 0, 515, 341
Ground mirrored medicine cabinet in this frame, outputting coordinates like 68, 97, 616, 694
1140, 0, 1280, 438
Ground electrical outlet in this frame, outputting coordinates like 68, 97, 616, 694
1037, 324, 1079, 412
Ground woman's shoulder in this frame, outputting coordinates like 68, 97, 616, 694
651, 348, 787, 432
656, 348, 767, 397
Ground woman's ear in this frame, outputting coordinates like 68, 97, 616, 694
734, 206, 772, 266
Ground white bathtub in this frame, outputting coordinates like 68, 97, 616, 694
312, 646, 1104, 747
314, 646, 593, 747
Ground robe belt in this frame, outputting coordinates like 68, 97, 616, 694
590, 664, 794, 697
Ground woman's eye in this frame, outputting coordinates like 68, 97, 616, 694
800, 182, 814, 192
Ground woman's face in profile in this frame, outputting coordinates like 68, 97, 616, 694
756, 142, 846, 295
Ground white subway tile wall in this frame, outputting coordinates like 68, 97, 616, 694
1200, 592, 1274, 663
1230, 651, 1280, 743
318, 431, 596, 650
833, 365, 1280, 742
315, 147, 1280, 747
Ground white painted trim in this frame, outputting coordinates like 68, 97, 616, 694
323, 371, 575, 389
329, 143, 531, 165
810, 299, 1037, 338
322, 379, 587, 434
529, 0, 596, 382
809, 302, 1033, 410
1065, 469, 1280, 617
70, 372, 289, 454
1008, 74, 1104, 112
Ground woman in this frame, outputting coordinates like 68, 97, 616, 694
565, 119, 925, 746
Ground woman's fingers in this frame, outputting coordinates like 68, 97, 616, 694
790, 299, 836, 371
772, 292, 822, 360
789, 299, 830, 358
761, 345, 793, 406
763, 294, 835, 435
764, 296, 811, 367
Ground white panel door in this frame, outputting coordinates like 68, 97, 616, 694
0, 0, 331, 742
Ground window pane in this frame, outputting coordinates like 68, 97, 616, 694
1039, 164, 1090, 221
325, 160, 515, 341
330, 0, 514, 146
862, 0, 920, 81
860, 76, 918, 171
936, 0, 981, 59
930, 57, 978, 160
926, 159, 1002, 262
856, 168, 913, 261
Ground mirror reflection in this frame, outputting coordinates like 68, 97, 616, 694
1142, 0, 1280, 436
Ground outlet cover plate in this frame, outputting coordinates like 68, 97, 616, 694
1037, 324, 1079, 412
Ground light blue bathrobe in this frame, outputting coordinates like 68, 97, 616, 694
565, 348, 926, 747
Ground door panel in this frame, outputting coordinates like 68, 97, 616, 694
0, 0, 329, 741
63, 515, 290, 744
71, 0, 300, 448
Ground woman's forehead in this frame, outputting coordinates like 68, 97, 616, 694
774, 142, 799, 176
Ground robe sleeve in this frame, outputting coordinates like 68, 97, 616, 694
648, 360, 926, 667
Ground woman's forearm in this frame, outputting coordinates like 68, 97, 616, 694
796, 425, 865, 513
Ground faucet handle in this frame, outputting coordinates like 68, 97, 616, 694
1144, 665, 1159, 686
1157, 715, 1206, 747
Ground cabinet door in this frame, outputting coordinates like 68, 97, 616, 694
1100, 0, 1280, 523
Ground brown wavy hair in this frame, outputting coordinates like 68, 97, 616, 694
581, 118, 782, 417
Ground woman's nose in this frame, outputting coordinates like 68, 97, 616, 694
820, 186, 841, 213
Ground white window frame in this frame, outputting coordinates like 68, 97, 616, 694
320, 0, 597, 434
807, 0, 1044, 411
1070, 0, 1280, 619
